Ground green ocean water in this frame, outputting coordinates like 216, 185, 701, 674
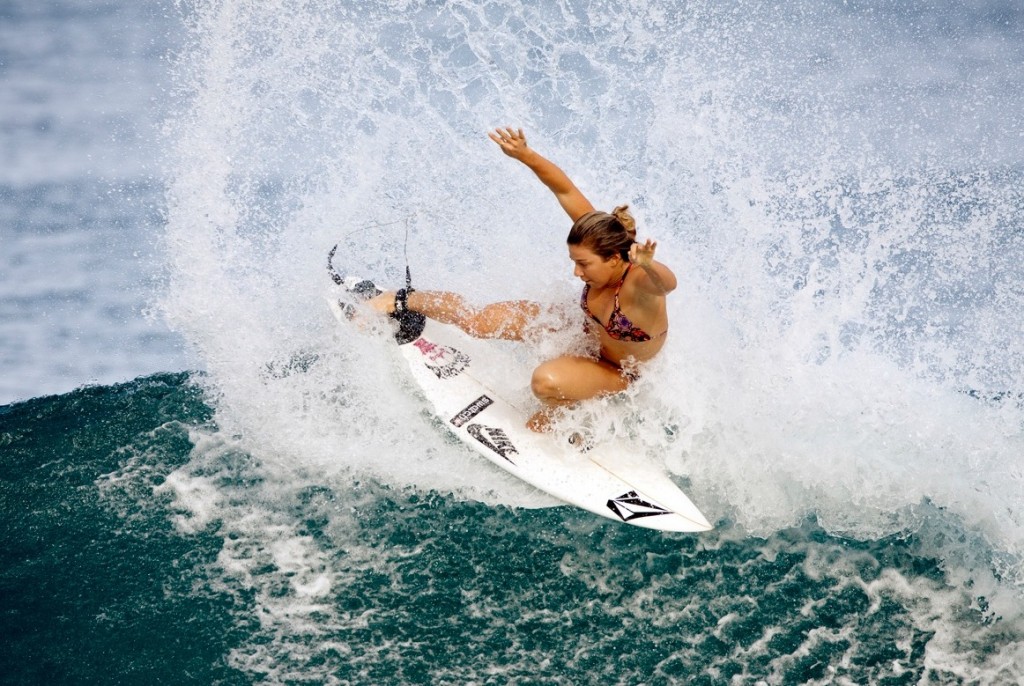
2, 373, 1021, 684
0, 375, 240, 684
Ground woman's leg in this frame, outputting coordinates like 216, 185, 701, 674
369, 290, 539, 341
527, 355, 630, 431
369, 291, 627, 432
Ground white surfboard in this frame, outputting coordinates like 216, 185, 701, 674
328, 277, 712, 533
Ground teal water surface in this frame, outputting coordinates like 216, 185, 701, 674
2, 374, 1021, 684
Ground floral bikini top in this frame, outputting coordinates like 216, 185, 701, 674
580, 264, 666, 343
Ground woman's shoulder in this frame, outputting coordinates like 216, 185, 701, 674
623, 265, 670, 310
626, 259, 677, 298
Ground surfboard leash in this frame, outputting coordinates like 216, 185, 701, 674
327, 214, 425, 344
327, 215, 417, 288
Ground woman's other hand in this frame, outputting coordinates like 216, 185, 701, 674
629, 239, 658, 268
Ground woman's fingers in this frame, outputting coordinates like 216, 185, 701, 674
490, 127, 525, 143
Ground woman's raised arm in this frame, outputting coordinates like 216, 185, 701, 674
489, 127, 595, 222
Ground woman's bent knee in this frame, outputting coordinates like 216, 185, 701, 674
530, 356, 630, 403
530, 362, 564, 402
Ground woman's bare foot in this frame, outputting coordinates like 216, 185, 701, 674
528, 408, 592, 450
367, 291, 395, 314
526, 408, 553, 433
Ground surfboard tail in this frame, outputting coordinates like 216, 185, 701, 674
327, 249, 426, 344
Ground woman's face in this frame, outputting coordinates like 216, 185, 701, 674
568, 243, 623, 288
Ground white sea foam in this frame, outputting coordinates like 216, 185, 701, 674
160, 4, 1024, 671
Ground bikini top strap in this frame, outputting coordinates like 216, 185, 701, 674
613, 263, 632, 307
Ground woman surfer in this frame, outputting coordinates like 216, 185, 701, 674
368, 127, 677, 432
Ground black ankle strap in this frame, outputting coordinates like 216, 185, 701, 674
394, 288, 411, 315
390, 288, 426, 345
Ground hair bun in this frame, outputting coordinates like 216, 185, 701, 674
611, 204, 636, 239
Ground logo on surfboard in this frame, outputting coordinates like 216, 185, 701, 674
607, 491, 671, 521
450, 395, 494, 428
412, 338, 470, 379
466, 424, 518, 464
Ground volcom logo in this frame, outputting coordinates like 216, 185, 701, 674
412, 338, 470, 379
607, 491, 671, 521
467, 424, 517, 464
450, 395, 494, 428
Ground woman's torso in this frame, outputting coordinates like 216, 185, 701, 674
581, 266, 668, 367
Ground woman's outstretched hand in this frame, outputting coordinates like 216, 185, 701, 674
488, 126, 595, 221
629, 239, 658, 269
489, 127, 529, 160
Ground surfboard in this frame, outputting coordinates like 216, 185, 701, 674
328, 274, 712, 533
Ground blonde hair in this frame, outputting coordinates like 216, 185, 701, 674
567, 205, 636, 261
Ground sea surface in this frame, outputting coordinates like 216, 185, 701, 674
3, 0, 1024, 683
